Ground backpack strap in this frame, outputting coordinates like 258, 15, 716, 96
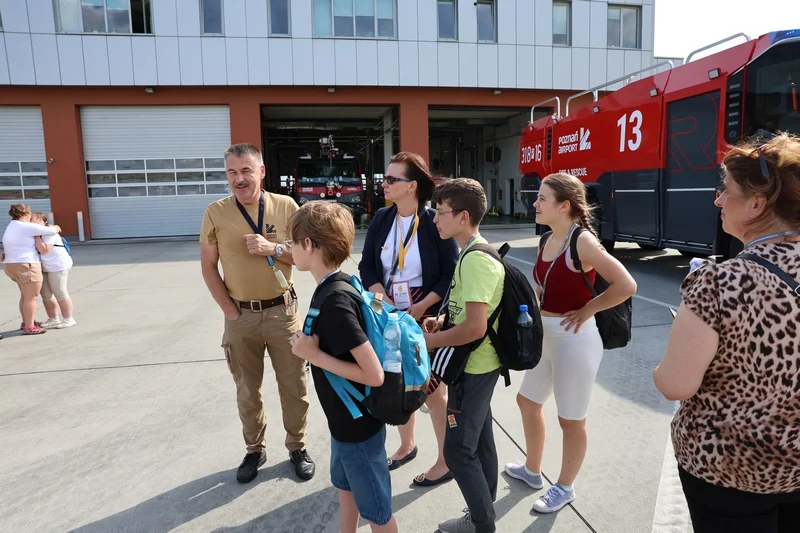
738, 254, 800, 296
569, 227, 599, 298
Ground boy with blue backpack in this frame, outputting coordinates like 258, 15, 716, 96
290, 201, 429, 533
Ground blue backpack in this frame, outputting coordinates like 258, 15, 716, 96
303, 274, 431, 426
54, 237, 71, 254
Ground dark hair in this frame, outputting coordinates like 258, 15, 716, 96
431, 178, 487, 227
721, 132, 800, 229
9, 203, 30, 220
289, 201, 355, 267
224, 143, 263, 163
390, 152, 435, 202
541, 173, 597, 237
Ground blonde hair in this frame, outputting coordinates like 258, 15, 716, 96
289, 201, 355, 267
33, 212, 49, 225
9, 203, 31, 220
541, 173, 597, 237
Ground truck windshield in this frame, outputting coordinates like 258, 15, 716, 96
746, 40, 800, 136
297, 160, 361, 186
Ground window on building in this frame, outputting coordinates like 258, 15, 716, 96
553, 1, 571, 46
269, 0, 290, 35
476, 0, 495, 42
53, 0, 152, 34
437, 0, 456, 40
201, 0, 223, 34
85, 158, 230, 198
314, 0, 395, 38
607, 5, 641, 49
0, 162, 50, 201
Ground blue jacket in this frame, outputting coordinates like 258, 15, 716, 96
359, 205, 459, 317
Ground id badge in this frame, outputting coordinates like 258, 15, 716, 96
391, 281, 412, 310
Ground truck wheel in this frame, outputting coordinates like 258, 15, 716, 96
638, 243, 664, 251
679, 250, 710, 258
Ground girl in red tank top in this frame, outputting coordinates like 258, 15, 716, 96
503, 174, 637, 514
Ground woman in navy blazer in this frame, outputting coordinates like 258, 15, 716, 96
359, 152, 459, 487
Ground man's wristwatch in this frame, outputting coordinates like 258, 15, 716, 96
274, 244, 284, 258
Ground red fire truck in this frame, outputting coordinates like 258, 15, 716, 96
291, 135, 365, 216
519, 29, 799, 258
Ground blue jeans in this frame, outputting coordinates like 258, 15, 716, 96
330, 426, 393, 526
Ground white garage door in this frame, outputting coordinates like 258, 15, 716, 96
0, 107, 52, 240
80, 106, 232, 239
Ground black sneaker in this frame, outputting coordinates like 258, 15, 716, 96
290, 449, 315, 481
236, 451, 266, 484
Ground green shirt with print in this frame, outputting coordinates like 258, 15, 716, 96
447, 236, 505, 374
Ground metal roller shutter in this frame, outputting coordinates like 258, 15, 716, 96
80, 106, 232, 239
0, 106, 52, 239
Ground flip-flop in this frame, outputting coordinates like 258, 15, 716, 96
387, 446, 418, 471
412, 470, 454, 487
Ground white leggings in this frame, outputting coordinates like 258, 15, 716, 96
518, 315, 604, 420
41, 269, 71, 301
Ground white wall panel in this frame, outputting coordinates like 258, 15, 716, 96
83, 36, 110, 85
269, 38, 293, 84
417, 0, 437, 42
535, 46, 552, 88
0, 0, 30, 32
224, 0, 247, 37
516, 45, 534, 89
31, 34, 60, 85
225, 38, 249, 85
132, 37, 158, 85
477, 44, 497, 88
0, 107, 45, 160
89, 196, 226, 239
155, 37, 181, 85
312, 39, 335, 85
497, 0, 516, 45
178, 37, 203, 85
377, 41, 399, 86
177, 0, 202, 36
515, 0, 535, 46
356, 40, 378, 86
438, 42, 459, 87
291, 0, 312, 38
589, 48, 607, 88
399, 41, 420, 86
334, 40, 357, 85
642, 4, 654, 50
292, 38, 314, 85
0, 37, 10, 85
498, 44, 516, 88
5, 34, 36, 85
108, 37, 134, 86
589, 1, 607, 49
57, 35, 86, 86
154, 0, 179, 35
572, 0, 591, 48
552, 46, 571, 89
27, 0, 56, 33
607, 49, 625, 90
625, 50, 642, 76
398, 0, 418, 41
458, 43, 476, 86
458, 0, 477, 42
534, 0, 552, 46
247, 38, 270, 84
572, 47, 590, 90
202, 38, 227, 84
245, 0, 268, 37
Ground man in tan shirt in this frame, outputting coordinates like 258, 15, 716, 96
200, 143, 314, 483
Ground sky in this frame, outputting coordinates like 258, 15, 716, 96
654, 0, 800, 59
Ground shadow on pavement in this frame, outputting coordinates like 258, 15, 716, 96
70, 464, 286, 533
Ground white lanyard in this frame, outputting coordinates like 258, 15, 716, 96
539, 223, 577, 305
319, 268, 341, 286
745, 230, 800, 249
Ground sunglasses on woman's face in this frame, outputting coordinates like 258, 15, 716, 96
384, 175, 412, 185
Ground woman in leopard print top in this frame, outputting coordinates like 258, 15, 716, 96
654, 132, 800, 533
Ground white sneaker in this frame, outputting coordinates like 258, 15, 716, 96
58, 318, 77, 329
532, 484, 576, 513
42, 317, 62, 329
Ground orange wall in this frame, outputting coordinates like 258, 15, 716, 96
0, 86, 594, 238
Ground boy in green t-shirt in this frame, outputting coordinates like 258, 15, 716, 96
423, 178, 505, 533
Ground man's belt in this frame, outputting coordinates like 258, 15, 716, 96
235, 294, 286, 312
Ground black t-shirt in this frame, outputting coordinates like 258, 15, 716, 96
310, 272, 384, 443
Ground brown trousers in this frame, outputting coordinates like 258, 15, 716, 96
221, 294, 308, 453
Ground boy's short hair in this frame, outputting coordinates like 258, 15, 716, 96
431, 178, 487, 227
289, 201, 354, 267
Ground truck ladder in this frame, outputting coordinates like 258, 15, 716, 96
529, 96, 562, 124
685, 32, 751, 63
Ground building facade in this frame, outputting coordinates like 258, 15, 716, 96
0, 0, 656, 239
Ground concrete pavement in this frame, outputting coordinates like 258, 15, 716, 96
0, 229, 690, 533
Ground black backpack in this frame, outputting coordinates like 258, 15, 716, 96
460, 243, 544, 386
540, 227, 633, 349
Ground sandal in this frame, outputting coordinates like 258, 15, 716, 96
388, 446, 418, 471
20, 321, 43, 331
21, 325, 47, 335
413, 470, 454, 487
